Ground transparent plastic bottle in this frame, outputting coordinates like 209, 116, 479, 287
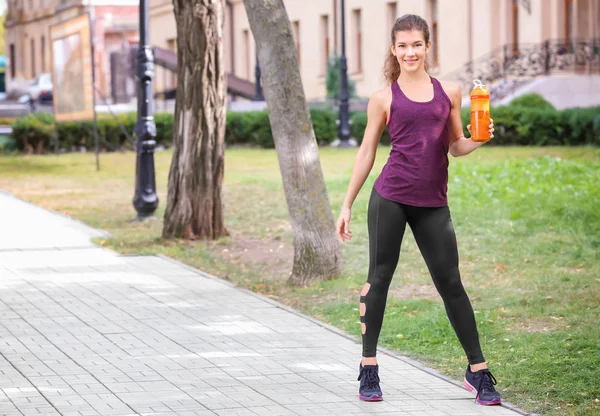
470, 80, 491, 142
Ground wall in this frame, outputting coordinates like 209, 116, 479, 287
471, 0, 494, 59
144, 0, 599, 101
438, 0, 470, 77
149, 0, 177, 94
498, 74, 600, 109
4, 0, 81, 83
5, 1, 139, 99
519, 0, 544, 44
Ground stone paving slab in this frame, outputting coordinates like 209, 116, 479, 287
0, 191, 528, 415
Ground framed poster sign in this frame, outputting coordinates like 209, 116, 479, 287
50, 13, 94, 122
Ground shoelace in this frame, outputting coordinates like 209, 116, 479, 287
357, 367, 380, 389
475, 369, 497, 401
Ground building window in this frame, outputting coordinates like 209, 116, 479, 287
429, 0, 438, 66
512, 0, 519, 55
352, 9, 362, 73
31, 38, 35, 77
167, 38, 177, 52
320, 15, 329, 75
292, 21, 301, 66
565, 0, 574, 46
10, 43, 15, 78
41, 36, 45, 72
387, 2, 397, 42
167, 38, 177, 88
243, 29, 250, 80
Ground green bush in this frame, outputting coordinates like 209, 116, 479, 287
235, 110, 273, 148
11, 112, 55, 153
325, 56, 357, 99
154, 113, 174, 147
461, 103, 599, 146
310, 108, 337, 145
250, 111, 274, 148
560, 106, 600, 146
509, 93, 556, 111
224, 108, 337, 148
350, 111, 391, 145
7, 102, 600, 152
224, 111, 250, 145
349, 111, 366, 144
594, 112, 600, 145
0, 117, 17, 126
57, 120, 92, 150
0, 136, 17, 153
10, 112, 165, 153
223, 110, 273, 147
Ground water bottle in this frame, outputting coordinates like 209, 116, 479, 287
470, 80, 491, 142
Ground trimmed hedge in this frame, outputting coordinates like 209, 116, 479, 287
10, 112, 174, 153
350, 111, 392, 145
0, 118, 17, 125
508, 93, 556, 111
0, 136, 17, 153
460, 105, 600, 146
8, 101, 600, 153
10, 108, 341, 153
11, 112, 55, 153
224, 110, 273, 148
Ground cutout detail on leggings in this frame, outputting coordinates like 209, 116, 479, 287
360, 283, 371, 335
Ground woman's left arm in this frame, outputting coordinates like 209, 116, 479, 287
445, 82, 494, 158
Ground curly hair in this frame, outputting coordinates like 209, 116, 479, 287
384, 14, 431, 84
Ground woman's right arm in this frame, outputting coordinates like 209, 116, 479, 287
337, 91, 387, 241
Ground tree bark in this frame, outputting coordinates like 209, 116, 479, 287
163, 0, 227, 240
243, 0, 342, 286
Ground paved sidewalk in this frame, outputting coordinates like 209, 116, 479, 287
0, 191, 526, 416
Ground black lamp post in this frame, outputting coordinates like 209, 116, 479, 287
132, 0, 158, 220
254, 53, 264, 101
337, 0, 353, 147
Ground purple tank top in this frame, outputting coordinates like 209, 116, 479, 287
374, 77, 452, 207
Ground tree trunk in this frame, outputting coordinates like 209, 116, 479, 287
163, 0, 227, 240
243, 0, 342, 286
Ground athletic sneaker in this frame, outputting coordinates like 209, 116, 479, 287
357, 364, 383, 401
464, 366, 501, 405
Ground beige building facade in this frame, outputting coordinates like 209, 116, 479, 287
5, 1, 597, 100
150, 0, 599, 100
4, 0, 139, 97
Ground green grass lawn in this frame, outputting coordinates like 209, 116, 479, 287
1, 146, 599, 415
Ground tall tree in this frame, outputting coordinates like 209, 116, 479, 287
163, 0, 227, 240
243, 0, 341, 286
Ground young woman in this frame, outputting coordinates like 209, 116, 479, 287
336, 14, 501, 406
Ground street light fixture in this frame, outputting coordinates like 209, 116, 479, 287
132, 0, 159, 220
254, 53, 264, 101
335, 0, 355, 147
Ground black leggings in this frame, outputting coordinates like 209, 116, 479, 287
360, 188, 485, 364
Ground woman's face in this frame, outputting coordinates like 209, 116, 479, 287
391, 30, 430, 74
